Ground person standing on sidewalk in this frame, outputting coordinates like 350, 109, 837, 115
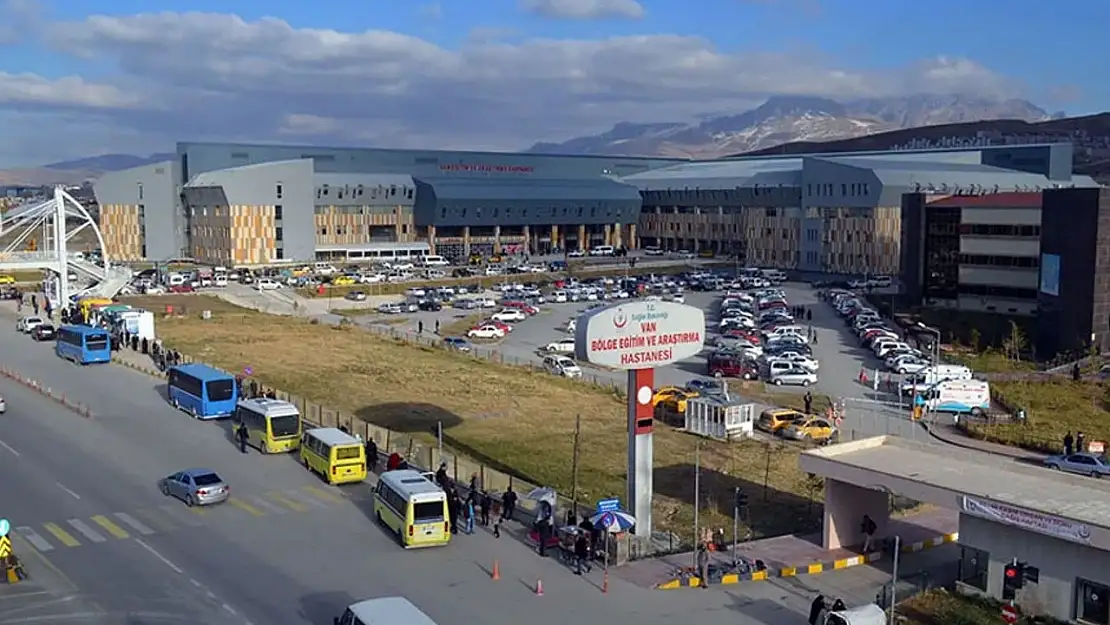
696, 542, 710, 589
1077, 431, 1086, 453
1064, 431, 1074, 455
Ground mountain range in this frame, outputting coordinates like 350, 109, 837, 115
0, 153, 174, 187
527, 95, 1055, 158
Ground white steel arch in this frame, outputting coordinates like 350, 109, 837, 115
0, 186, 130, 306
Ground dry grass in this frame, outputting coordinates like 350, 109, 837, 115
964, 379, 1110, 453
896, 588, 1058, 625
944, 347, 1036, 373
124, 293, 819, 540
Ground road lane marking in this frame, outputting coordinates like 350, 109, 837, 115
284, 489, 326, 508
0, 438, 19, 457
15, 526, 53, 552
114, 512, 155, 535
90, 515, 129, 540
41, 523, 80, 548
246, 495, 286, 515
267, 492, 308, 512
67, 519, 106, 543
134, 508, 178, 532
303, 485, 345, 504
227, 498, 264, 516
159, 504, 204, 526
134, 538, 182, 574
55, 482, 81, 500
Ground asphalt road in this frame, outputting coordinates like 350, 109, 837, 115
0, 326, 833, 625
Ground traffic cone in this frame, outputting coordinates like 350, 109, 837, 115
858, 368, 867, 383
535, 579, 544, 596
602, 570, 609, 594
491, 559, 500, 580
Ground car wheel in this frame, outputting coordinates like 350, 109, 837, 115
160, 482, 170, 496
172, 398, 180, 410
801, 380, 811, 386
1092, 471, 1101, 479
773, 379, 783, 386
898, 368, 907, 374
185, 494, 196, 507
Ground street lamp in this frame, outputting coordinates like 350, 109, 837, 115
916, 322, 940, 365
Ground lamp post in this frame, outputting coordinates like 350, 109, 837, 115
916, 322, 941, 366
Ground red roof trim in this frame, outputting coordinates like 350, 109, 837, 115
925, 192, 1042, 208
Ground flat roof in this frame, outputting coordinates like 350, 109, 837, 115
307, 427, 360, 446
800, 436, 1110, 532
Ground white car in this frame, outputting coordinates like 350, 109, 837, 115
255, 278, 281, 290
467, 325, 506, 339
551, 291, 568, 303
545, 337, 576, 353
769, 354, 819, 372
889, 357, 930, 375
213, 274, 228, 287
543, 355, 582, 378
491, 309, 526, 323
475, 297, 498, 308
360, 273, 385, 284
643, 247, 664, 256
0, 394, 5, 413
17, 316, 45, 333
566, 319, 577, 333
567, 250, 585, 258
770, 367, 818, 387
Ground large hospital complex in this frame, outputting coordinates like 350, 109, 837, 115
94, 141, 1110, 354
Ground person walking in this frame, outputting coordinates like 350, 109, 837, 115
574, 531, 592, 575
365, 438, 378, 472
1064, 431, 1075, 455
418, 320, 424, 334
803, 391, 813, 415
479, 491, 492, 526
464, 495, 476, 534
236, 423, 249, 454
501, 486, 518, 522
1077, 431, 1086, 453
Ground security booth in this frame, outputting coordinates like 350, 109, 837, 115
683, 395, 756, 441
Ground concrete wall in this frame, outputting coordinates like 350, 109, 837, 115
823, 478, 890, 549
93, 160, 185, 260
959, 513, 1110, 622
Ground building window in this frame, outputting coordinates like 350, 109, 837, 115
137, 183, 144, 201
275, 227, 283, 241
406, 188, 414, 199
1079, 579, 1110, 625
276, 184, 283, 199
322, 186, 329, 197
841, 183, 847, 196
274, 205, 283, 219
276, 248, 284, 260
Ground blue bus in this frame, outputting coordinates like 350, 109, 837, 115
167, 363, 239, 419
55, 325, 112, 365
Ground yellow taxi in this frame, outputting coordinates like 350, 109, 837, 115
0, 274, 15, 285
489, 254, 504, 264
331, 275, 356, 286
779, 417, 838, 444
756, 408, 809, 434
652, 386, 699, 413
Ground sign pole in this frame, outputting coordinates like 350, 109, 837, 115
628, 367, 654, 537
889, 535, 900, 624
571, 414, 581, 519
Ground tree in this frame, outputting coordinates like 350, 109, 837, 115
968, 327, 981, 353
1002, 321, 1027, 362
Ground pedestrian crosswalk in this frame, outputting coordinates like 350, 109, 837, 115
12, 485, 357, 553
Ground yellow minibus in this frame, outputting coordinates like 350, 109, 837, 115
232, 398, 302, 454
300, 427, 367, 485
374, 470, 450, 548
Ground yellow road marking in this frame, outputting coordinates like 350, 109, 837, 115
228, 498, 265, 516
90, 515, 130, 540
268, 492, 308, 512
42, 523, 81, 548
303, 485, 344, 504
183, 504, 208, 515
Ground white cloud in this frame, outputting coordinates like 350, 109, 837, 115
519, 0, 645, 20
0, 10, 1023, 164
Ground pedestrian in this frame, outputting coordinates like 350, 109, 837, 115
501, 486, 518, 522
860, 514, 877, 552
536, 509, 552, 557
447, 490, 460, 535
696, 542, 710, 589
387, 452, 402, 471
468, 472, 480, 496
435, 462, 450, 489
809, 595, 826, 625
418, 320, 424, 334
464, 494, 476, 534
806, 309, 813, 322
31, 295, 38, 315
574, 531, 592, 575
1072, 362, 1082, 382
479, 491, 492, 526
236, 423, 249, 454
804, 391, 813, 415
1064, 431, 1074, 455
339, 424, 350, 435
131, 334, 139, 351
1076, 431, 1086, 453
365, 438, 378, 472
141, 337, 149, 354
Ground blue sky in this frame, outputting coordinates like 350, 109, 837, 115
0, 0, 1105, 167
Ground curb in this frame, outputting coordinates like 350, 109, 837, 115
0, 366, 95, 418
655, 531, 959, 589
110, 354, 165, 379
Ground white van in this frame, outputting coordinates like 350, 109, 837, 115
419, 255, 450, 267
900, 364, 973, 395
918, 379, 990, 416
588, 245, 615, 257
334, 597, 439, 625
313, 262, 337, 275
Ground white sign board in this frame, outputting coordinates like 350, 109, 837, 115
575, 301, 705, 370
961, 496, 1092, 544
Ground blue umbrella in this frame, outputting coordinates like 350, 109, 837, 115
589, 510, 636, 533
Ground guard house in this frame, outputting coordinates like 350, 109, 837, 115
800, 436, 1110, 624
683, 395, 756, 441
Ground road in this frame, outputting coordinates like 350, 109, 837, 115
0, 326, 835, 625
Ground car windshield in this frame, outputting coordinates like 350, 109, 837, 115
270, 414, 300, 437
193, 473, 222, 486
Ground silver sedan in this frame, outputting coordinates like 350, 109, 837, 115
770, 367, 818, 387
160, 468, 230, 507
1044, 453, 1110, 478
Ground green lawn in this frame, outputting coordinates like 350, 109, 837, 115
966, 379, 1109, 453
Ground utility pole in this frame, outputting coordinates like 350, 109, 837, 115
436, 421, 443, 460
889, 535, 901, 624
570, 414, 581, 519
693, 441, 701, 567
732, 488, 740, 568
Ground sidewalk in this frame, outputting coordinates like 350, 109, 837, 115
617, 508, 958, 589
922, 419, 1049, 463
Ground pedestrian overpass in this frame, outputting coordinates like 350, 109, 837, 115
0, 187, 131, 305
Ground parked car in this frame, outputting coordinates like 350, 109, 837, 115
491, 309, 527, 323
779, 417, 838, 444
31, 323, 56, 341
159, 468, 230, 507
442, 337, 471, 352
543, 355, 582, 378
17, 316, 45, 333
467, 325, 506, 340
1044, 452, 1110, 478
345, 291, 367, 302
255, 278, 281, 291
545, 337, 576, 353
770, 366, 818, 387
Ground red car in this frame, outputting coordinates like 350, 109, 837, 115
724, 328, 761, 343
502, 300, 539, 315
168, 284, 195, 293
478, 319, 513, 334
707, 352, 759, 380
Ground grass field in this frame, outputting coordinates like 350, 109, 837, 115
945, 348, 1036, 373
965, 379, 1109, 453
123, 293, 821, 541
897, 588, 1066, 625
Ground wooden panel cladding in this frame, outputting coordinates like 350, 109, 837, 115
191, 204, 276, 265
637, 206, 800, 268
314, 206, 414, 246
99, 204, 144, 261
820, 206, 901, 274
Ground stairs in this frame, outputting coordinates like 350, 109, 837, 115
73, 265, 132, 300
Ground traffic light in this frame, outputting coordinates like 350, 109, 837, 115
735, 488, 748, 512
1003, 562, 1025, 599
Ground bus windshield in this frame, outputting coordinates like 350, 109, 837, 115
85, 334, 109, 350
206, 380, 235, 402
270, 414, 300, 437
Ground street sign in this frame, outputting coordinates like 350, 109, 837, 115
1001, 604, 1018, 624
596, 498, 620, 513
0, 518, 8, 537
243, 367, 254, 376
0, 535, 11, 559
